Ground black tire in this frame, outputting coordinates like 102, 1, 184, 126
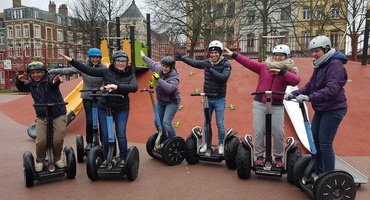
146, 132, 158, 158
27, 124, 37, 140
293, 155, 311, 189
314, 171, 356, 200
224, 136, 239, 170
64, 146, 76, 179
286, 147, 302, 184
162, 137, 186, 166
236, 143, 251, 179
23, 151, 35, 187
126, 146, 140, 181
185, 135, 199, 164
76, 134, 84, 163
86, 145, 104, 181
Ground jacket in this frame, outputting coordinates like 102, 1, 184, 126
142, 56, 181, 105
70, 59, 138, 111
292, 51, 348, 112
16, 73, 67, 119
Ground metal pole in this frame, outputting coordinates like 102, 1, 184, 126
116, 17, 121, 50
130, 25, 136, 68
95, 27, 101, 49
146, 13, 151, 58
362, 3, 370, 65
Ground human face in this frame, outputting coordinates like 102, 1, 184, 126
30, 70, 44, 82
209, 51, 220, 62
90, 56, 101, 65
311, 48, 325, 60
115, 59, 127, 71
273, 53, 286, 62
161, 65, 171, 74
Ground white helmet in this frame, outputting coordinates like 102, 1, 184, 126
272, 44, 290, 58
308, 35, 331, 50
208, 40, 223, 54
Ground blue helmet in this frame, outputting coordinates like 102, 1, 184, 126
87, 48, 102, 57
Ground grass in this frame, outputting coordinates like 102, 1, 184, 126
0, 90, 15, 93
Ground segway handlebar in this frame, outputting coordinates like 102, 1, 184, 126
251, 91, 285, 96
190, 93, 218, 97
140, 88, 154, 93
80, 88, 100, 93
33, 102, 68, 107
90, 93, 124, 99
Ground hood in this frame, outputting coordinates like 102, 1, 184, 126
330, 51, 348, 64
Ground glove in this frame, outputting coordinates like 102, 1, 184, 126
296, 94, 309, 103
176, 52, 183, 60
149, 72, 160, 89
284, 93, 294, 101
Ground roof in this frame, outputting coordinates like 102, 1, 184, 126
121, 0, 145, 19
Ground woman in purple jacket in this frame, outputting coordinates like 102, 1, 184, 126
225, 45, 300, 167
285, 35, 348, 177
140, 50, 181, 142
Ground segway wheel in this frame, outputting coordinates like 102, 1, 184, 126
286, 147, 302, 184
185, 135, 199, 164
27, 124, 37, 140
64, 146, 76, 179
76, 134, 84, 163
236, 143, 251, 179
23, 151, 35, 187
314, 171, 356, 200
293, 155, 311, 189
146, 132, 158, 158
162, 136, 186, 166
125, 146, 140, 181
86, 145, 104, 181
224, 136, 239, 170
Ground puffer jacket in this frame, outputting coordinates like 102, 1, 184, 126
70, 59, 138, 111
16, 73, 67, 119
180, 56, 231, 98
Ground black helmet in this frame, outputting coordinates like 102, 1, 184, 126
111, 50, 129, 63
160, 57, 176, 69
27, 61, 46, 73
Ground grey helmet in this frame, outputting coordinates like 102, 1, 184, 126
308, 35, 331, 50
111, 50, 129, 63
160, 57, 176, 70
27, 61, 46, 73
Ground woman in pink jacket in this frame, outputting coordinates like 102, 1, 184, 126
224, 45, 300, 167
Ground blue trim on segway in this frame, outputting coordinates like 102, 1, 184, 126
107, 116, 115, 143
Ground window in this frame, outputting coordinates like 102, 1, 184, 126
16, 44, 22, 57
301, 32, 310, 49
247, 33, 255, 52
57, 15, 62, 24
247, 10, 256, 24
7, 27, 13, 39
13, 10, 23, 19
34, 25, 40, 38
331, 5, 340, 19
281, 6, 291, 21
8, 44, 14, 57
302, 7, 311, 20
78, 50, 83, 60
68, 31, 73, 43
68, 48, 73, 58
77, 33, 82, 45
47, 28, 52, 40
23, 25, 30, 38
25, 43, 30, 57
0, 34, 4, 45
15, 26, 21, 38
34, 10, 39, 18
226, 2, 235, 18
58, 46, 64, 55
58, 30, 63, 41
316, 6, 324, 20
35, 43, 41, 57
214, 3, 223, 18
330, 31, 340, 48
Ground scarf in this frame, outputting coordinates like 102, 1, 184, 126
210, 56, 224, 66
265, 57, 299, 75
312, 48, 336, 68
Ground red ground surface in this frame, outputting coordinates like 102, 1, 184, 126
1, 58, 370, 156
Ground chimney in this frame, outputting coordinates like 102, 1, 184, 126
49, 1, 56, 13
58, 4, 68, 16
13, 0, 22, 8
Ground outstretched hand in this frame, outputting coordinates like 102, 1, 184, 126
140, 50, 145, 57
59, 53, 72, 62
176, 52, 183, 60
52, 74, 62, 84
18, 72, 29, 82
224, 47, 233, 56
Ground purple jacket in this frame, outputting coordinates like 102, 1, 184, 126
142, 56, 181, 105
292, 51, 348, 112
232, 53, 300, 105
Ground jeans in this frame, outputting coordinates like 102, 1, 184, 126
98, 108, 129, 160
83, 99, 93, 143
156, 103, 179, 141
312, 108, 347, 174
204, 97, 226, 145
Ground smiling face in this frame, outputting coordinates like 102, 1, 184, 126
311, 48, 325, 60
115, 59, 127, 71
30, 70, 44, 82
209, 51, 220, 62
90, 56, 101, 65
273, 53, 286, 62
161, 65, 171, 74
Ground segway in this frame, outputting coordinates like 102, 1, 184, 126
141, 89, 185, 166
23, 102, 77, 187
292, 99, 356, 200
86, 92, 139, 181
236, 91, 301, 183
184, 93, 239, 169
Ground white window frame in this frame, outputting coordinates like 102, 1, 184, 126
302, 7, 311, 20
35, 43, 41, 57
25, 43, 30, 57
15, 26, 21, 38
58, 30, 63, 41
23, 24, 30, 38
7, 26, 13, 39
34, 25, 40, 38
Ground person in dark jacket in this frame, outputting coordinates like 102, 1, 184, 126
140, 50, 181, 141
50, 48, 104, 151
285, 35, 348, 177
59, 51, 138, 167
176, 40, 231, 154
16, 61, 67, 172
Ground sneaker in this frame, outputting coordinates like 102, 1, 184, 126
85, 143, 92, 151
218, 144, 224, 154
255, 156, 264, 166
311, 173, 319, 181
35, 162, 44, 172
55, 159, 66, 168
119, 160, 125, 168
100, 160, 107, 168
199, 144, 207, 153
275, 156, 284, 168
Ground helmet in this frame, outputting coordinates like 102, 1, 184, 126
27, 61, 46, 73
208, 40, 223, 54
272, 44, 291, 58
111, 50, 129, 63
160, 57, 176, 69
87, 48, 102, 57
308, 35, 331, 50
